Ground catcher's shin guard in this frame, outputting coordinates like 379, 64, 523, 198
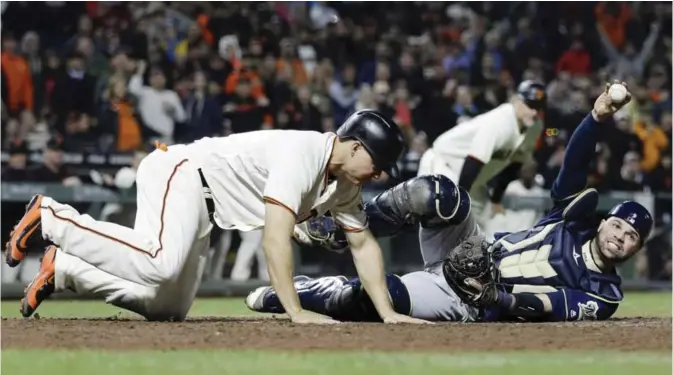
365, 175, 471, 238
325, 274, 412, 322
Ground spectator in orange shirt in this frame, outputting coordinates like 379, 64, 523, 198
224, 57, 266, 101
276, 38, 308, 87
223, 78, 272, 133
99, 76, 144, 152
633, 115, 670, 173
1, 33, 34, 116
595, 2, 632, 49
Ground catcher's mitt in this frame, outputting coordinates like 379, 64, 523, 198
441, 235, 498, 307
293, 215, 349, 253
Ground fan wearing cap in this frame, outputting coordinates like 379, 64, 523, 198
25, 135, 80, 186
9, 109, 430, 325
2, 139, 29, 181
418, 80, 547, 232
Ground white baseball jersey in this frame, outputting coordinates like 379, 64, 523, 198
185, 130, 368, 232
431, 103, 542, 198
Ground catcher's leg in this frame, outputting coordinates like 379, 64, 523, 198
418, 207, 481, 268
246, 274, 411, 322
400, 269, 478, 322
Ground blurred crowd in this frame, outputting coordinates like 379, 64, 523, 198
1, 2, 671, 281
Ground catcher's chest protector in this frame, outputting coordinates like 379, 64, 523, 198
491, 221, 622, 302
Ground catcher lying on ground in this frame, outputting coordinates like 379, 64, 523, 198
246, 82, 654, 322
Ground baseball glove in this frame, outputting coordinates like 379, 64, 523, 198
441, 235, 498, 307
293, 215, 349, 253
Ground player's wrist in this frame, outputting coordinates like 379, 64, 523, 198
591, 109, 606, 123
286, 307, 303, 317
376, 304, 398, 320
496, 291, 515, 310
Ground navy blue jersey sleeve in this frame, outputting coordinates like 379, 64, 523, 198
550, 114, 602, 202
545, 288, 619, 321
485, 288, 619, 322
534, 114, 604, 225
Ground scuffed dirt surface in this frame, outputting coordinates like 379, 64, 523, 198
2, 316, 670, 352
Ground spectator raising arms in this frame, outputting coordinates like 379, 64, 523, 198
128, 60, 186, 145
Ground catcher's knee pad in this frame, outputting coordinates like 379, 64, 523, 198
364, 175, 472, 237
422, 175, 471, 228
326, 274, 411, 321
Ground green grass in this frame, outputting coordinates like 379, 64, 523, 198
2, 292, 671, 375
1, 296, 264, 319
1, 350, 670, 375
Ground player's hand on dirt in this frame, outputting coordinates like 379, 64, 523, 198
382, 313, 434, 325
290, 310, 340, 325
592, 80, 631, 122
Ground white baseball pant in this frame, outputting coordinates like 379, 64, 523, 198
40, 145, 213, 320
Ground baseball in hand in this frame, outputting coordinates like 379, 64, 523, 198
608, 84, 628, 104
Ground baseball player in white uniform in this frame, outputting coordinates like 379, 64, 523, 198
7, 109, 429, 325
417, 81, 547, 233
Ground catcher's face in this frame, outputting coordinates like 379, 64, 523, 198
343, 142, 381, 185
595, 217, 641, 263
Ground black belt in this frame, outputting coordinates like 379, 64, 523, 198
198, 168, 216, 224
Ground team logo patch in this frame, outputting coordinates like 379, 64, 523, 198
576, 301, 599, 321
626, 213, 638, 225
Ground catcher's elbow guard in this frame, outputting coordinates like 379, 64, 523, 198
364, 174, 472, 237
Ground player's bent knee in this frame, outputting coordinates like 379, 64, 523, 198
105, 284, 159, 317
142, 258, 182, 285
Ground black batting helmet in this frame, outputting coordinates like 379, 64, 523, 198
517, 80, 547, 111
336, 109, 405, 179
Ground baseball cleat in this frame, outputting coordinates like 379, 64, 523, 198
244, 277, 311, 310
5, 195, 46, 267
21, 245, 57, 318
293, 275, 312, 283
245, 286, 272, 312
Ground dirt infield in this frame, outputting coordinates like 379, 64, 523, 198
2, 316, 670, 352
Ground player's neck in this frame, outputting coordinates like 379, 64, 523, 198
327, 140, 349, 177
589, 239, 610, 272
